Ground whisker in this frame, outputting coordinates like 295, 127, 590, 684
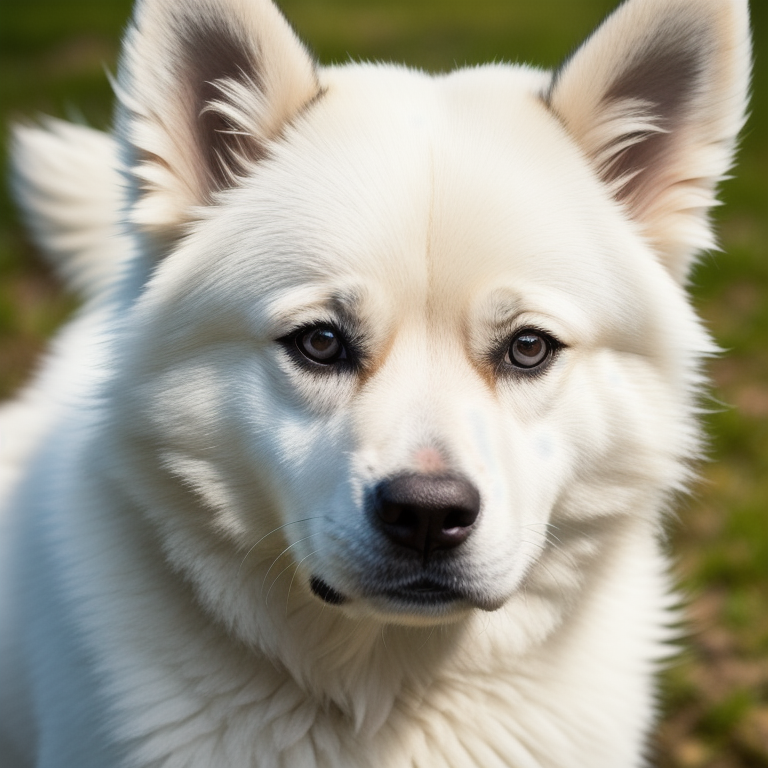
520, 583, 530, 610
237, 516, 320, 576
380, 622, 392, 652
523, 523, 567, 549
523, 524, 582, 566
520, 541, 570, 600
523, 522, 561, 529
266, 546, 320, 607
285, 548, 323, 616
261, 533, 319, 597
524, 521, 582, 535
522, 529, 581, 572
479, 611, 492, 637
415, 625, 435, 652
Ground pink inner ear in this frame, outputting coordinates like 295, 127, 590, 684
414, 447, 447, 473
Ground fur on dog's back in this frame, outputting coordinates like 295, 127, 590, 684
0, 0, 751, 766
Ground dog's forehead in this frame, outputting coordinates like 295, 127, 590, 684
166, 64, 668, 341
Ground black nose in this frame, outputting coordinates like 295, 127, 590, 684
373, 474, 480, 561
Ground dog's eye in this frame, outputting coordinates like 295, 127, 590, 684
297, 326, 347, 364
505, 329, 555, 370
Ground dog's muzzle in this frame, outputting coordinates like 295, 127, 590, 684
310, 473, 482, 609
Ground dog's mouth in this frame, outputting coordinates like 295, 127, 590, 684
380, 577, 465, 605
310, 575, 468, 609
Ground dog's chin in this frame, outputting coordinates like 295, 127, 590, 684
309, 575, 504, 624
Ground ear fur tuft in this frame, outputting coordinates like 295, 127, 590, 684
115, 0, 320, 236
546, 0, 751, 282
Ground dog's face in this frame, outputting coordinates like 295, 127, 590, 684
106, 0, 748, 640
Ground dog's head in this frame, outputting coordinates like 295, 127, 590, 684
104, 0, 750, 644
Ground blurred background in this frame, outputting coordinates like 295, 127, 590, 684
1, 0, 765, 764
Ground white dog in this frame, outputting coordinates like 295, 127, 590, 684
0, 0, 751, 765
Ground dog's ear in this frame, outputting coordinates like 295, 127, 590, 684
115, 0, 320, 236
545, 0, 751, 283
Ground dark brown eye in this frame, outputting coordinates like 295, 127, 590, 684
505, 329, 552, 369
297, 326, 347, 364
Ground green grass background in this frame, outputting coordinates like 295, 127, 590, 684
1, 0, 766, 764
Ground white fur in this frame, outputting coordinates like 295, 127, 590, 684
10, 119, 131, 301
0, 0, 751, 766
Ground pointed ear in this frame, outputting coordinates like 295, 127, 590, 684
545, 0, 751, 283
115, 0, 320, 236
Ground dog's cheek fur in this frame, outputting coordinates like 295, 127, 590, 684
107, 336, 352, 543
467, 355, 686, 616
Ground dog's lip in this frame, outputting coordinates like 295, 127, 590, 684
310, 574, 465, 606
378, 577, 465, 605
312, 574, 504, 613
310, 575, 346, 605
374, 575, 508, 613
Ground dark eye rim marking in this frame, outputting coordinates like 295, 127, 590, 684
497, 326, 564, 376
278, 322, 361, 372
